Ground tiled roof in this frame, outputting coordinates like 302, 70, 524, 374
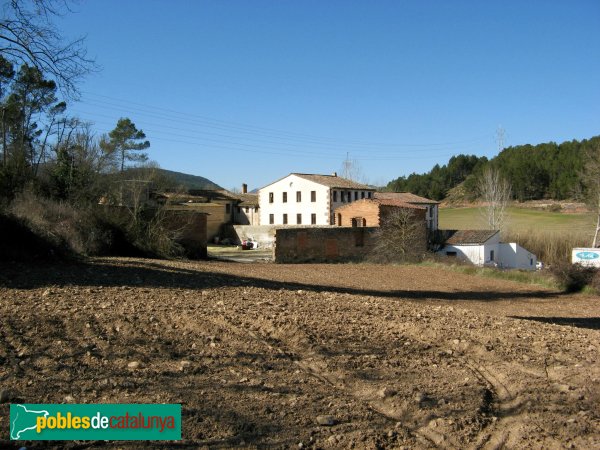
444, 229, 499, 245
292, 173, 375, 190
237, 193, 259, 206
374, 192, 439, 204
186, 189, 240, 201
375, 199, 426, 209
335, 198, 425, 211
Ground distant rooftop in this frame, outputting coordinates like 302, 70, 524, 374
374, 192, 439, 204
374, 198, 426, 209
292, 173, 374, 190
443, 229, 499, 245
187, 189, 240, 201
236, 192, 259, 206
335, 198, 425, 211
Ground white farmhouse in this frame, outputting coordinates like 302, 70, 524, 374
259, 173, 375, 226
438, 230, 537, 270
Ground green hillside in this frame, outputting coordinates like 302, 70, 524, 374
159, 169, 222, 190
386, 135, 600, 202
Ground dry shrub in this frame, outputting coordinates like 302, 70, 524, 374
9, 190, 98, 255
0, 212, 70, 261
7, 191, 180, 258
133, 208, 186, 258
550, 262, 597, 293
369, 209, 427, 263
589, 270, 600, 293
502, 229, 591, 266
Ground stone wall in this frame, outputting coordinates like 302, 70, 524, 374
274, 227, 378, 263
162, 210, 208, 259
174, 203, 227, 240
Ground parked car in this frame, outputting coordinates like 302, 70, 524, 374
241, 239, 258, 250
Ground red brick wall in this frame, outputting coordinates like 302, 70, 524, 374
334, 200, 381, 226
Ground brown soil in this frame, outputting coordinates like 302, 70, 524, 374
0, 258, 598, 449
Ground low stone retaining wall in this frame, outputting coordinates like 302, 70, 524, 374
274, 227, 378, 263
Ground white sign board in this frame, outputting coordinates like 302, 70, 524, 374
572, 248, 600, 267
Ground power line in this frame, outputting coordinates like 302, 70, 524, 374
69, 107, 489, 162
79, 90, 494, 150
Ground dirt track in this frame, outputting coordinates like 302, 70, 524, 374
0, 258, 598, 449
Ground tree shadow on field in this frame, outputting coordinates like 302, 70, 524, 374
509, 316, 600, 330
0, 258, 565, 303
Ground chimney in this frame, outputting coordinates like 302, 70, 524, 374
242, 183, 248, 194
332, 172, 337, 177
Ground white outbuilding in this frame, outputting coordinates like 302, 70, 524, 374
437, 230, 537, 271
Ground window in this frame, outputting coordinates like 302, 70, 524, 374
283, 214, 288, 224
311, 191, 316, 202
341, 191, 346, 203
296, 214, 302, 224
352, 217, 364, 227
269, 192, 274, 203
530, 258, 534, 266
361, 191, 365, 199
347, 191, 352, 201
333, 191, 338, 202
311, 213, 316, 225
354, 191, 358, 201
283, 192, 287, 203
296, 191, 301, 202
269, 214, 274, 224
490, 250, 495, 261
225, 204, 231, 213
368, 192, 372, 199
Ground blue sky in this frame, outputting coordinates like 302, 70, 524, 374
58, 1, 600, 190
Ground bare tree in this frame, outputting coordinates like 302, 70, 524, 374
478, 166, 512, 230
581, 143, 600, 247
1, 0, 96, 97
369, 208, 426, 263
340, 152, 367, 183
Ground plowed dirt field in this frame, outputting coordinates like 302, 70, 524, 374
0, 258, 598, 449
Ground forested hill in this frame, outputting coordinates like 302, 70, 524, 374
385, 136, 600, 201
159, 169, 222, 190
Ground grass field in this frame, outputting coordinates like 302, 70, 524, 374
439, 206, 596, 234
